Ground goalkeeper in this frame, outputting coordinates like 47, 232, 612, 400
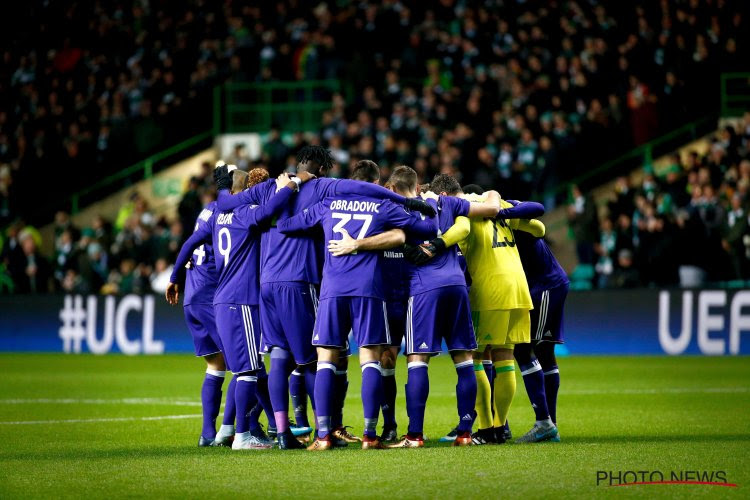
407, 177, 545, 445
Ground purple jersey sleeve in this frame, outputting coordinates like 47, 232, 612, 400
242, 185, 296, 227
313, 178, 406, 204
381, 201, 438, 240
215, 180, 276, 211
497, 201, 545, 219
170, 222, 212, 284
277, 202, 325, 233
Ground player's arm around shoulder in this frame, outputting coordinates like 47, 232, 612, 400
328, 228, 405, 257
513, 218, 546, 238
466, 190, 501, 218
277, 199, 325, 234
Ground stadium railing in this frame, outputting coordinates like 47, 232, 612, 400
214, 80, 342, 134
69, 130, 213, 215
720, 72, 750, 117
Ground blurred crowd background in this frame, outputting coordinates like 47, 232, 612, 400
1, 0, 748, 293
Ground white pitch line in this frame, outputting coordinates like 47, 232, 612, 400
0, 398, 201, 406
0, 414, 202, 425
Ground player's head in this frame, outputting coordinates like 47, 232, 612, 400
230, 170, 249, 194
462, 184, 484, 195
350, 159, 380, 184
430, 174, 462, 196
387, 165, 418, 196
419, 183, 431, 194
247, 167, 269, 187
296, 145, 334, 177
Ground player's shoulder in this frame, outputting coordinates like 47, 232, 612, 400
500, 199, 514, 209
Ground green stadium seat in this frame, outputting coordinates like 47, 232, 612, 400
570, 264, 595, 281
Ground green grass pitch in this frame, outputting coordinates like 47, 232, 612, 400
0, 354, 748, 498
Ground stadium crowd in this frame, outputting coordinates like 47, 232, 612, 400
1, 0, 748, 293
2, 0, 746, 228
573, 114, 750, 288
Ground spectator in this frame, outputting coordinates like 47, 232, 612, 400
7, 230, 52, 293
567, 185, 599, 265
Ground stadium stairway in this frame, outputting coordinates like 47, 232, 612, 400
546, 125, 722, 286
39, 148, 217, 256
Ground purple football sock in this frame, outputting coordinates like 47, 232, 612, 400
255, 366, 275, 427
381, 368, 397, 428
235, 374, 258, 434
543, 365, 560, 424
520, 359, 550, 421
222, 375, 237, 426
360, 362, 383, 439
314, 362, 336, 439
303, 364, 317, 417
406, 361, 429, 435
200, 370, 225, 439
269, 350, 293, 433
289, 369, 309, 427
331, 370, 348, 429
455, 360, 477, 433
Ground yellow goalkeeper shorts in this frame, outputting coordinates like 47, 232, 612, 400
471, 309, 530, 348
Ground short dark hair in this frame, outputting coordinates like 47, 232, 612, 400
419, 183, 431, 194
296, 145, 334, 175
350, 160, 380, 183
462, 184, 484, 195
387, 165, 417, 193
430, 174, 462, 195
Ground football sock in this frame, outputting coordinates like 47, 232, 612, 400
406, 361, 429, 435
269, 350, 292, 433
483, 359, 495, 391
520, 358, 550, 422
289, 370, 309, 427
235, 374, 258, 434
474, 361, 493, 429
222, 375, 237, 426
201, 369, 225, 440
360, 362, 383, 439
381, 368, 397, 428
303, 365, 317, 415
492, 360, 516, 428
455, 360, 477, 433
544, 365, 560, 424
331, 369, 348, 429
254, 366, 275, 427
314, 362, 336, 439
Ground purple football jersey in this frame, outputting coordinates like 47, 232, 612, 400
515, 231, 570, 295
278, 195, 437, 300
407, 196, 470, 296
183, 201, 219, 306
216, 177, 411, 285
382, 246, 408, 302
171, 187, 296, 305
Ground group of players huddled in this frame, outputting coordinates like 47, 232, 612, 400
166, 145, 569, 450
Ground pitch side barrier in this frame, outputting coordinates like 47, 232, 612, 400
0, 289, 748, 355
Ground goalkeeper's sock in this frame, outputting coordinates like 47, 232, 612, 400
544, 365, 560, 424
520, 359, 550, 422
492, 360, 516, 428
474, 361, 493, 429
455, 360, 477, 433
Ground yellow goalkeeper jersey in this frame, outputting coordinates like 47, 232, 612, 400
458, 198, 535, 311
